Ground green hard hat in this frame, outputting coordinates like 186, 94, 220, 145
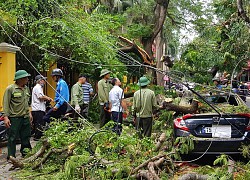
137, 76, 150, 87
100, 69, 111, 77
14, 70, 31, 81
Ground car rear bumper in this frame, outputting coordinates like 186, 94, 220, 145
174, 129, 250, 154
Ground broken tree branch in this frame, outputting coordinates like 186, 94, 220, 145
132, 154, 166, 174
148, 162, 160, 180
118, 36, 154, 65
9, 156, 24, 169
136, 170, 153, 180
163, 100, 199, 114
32, 147, 67, 170
23, 139, 50, 163
154, 133, 166, 152
178, 173, 209, 180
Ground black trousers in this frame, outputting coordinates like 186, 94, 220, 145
111, 111, 123, 135
82, 103, 89, 119
72, 104, 84, 119
135, 117, 153, 138
99, 105, 111, 128
43, 103, 68, 123
31, 111, 45, 139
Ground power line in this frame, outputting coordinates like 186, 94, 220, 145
0, 23, 96, 129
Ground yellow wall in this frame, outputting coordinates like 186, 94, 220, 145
45, 63, 57, 104
0, 52, 16, 111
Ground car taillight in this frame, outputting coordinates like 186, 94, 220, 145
246, 126, 250, 131
174, 118, 189, 131
182, 114, 193, 120
237, 113, 250, 131
237, 113, 250, 118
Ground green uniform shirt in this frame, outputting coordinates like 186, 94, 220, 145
71, 82, 84, 106
98, 79, 111, 105
132, 88, 158, 118
3, 83, 31, 118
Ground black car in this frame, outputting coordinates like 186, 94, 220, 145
174, 94, 250, 154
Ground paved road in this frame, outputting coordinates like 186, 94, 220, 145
0, 140, 37, 180
246, 96, 250, 108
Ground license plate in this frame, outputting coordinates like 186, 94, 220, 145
203, 127, 212, 134
212, 125, 231, 138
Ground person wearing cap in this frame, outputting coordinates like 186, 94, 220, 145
82, 75, 94, 118
132, 76, 159, 138
3, 70, 32, 159
71, 75, 85, 118
31, 75, 53, 140
98, 69, 112, 128
43, 68, 69, 123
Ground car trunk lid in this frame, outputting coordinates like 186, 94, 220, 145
184, 113, 250, 138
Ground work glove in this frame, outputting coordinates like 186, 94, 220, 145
75, 105, 81, 113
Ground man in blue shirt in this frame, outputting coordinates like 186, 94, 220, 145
43, 68, 69, 122
82, 75, 94, 118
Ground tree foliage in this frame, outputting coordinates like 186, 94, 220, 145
175, 0, 250, 83
0, 0, 125, 77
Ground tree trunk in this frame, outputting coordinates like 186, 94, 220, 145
155, 31, 165, 86
141, 0, 169, 84
237, 0, 250, 27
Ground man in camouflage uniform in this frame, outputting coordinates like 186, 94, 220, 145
132, 76, 160, 138
3, 70, 32, 159
98, 69, 112, 128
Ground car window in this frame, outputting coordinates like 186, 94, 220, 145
204, 95, 238, 106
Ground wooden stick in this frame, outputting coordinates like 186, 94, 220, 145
131, 154, 165, 174
136, 170, 153, 180
178, 173, 209, 180
9, 156, 24, 169
148, 162, 160, 180
32, 148, 67, 170
23, 139, 50, 163
154, 133, 166, 152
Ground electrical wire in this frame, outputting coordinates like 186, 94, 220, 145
0, 23, 96, 129
1, 3, 250, 163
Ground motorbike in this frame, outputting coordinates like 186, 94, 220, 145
0, 112, 8, 142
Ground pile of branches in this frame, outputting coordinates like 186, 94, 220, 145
8, 116, 203, 180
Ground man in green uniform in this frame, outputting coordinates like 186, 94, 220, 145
98, 69, 112, 128
71, 75, 85, 118
3, 70, 32, 159
132, 76, 160, 138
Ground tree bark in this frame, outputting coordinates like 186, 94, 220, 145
9, 156, 24, 169
237, 0, 250, 27
23, 139, 50, 163
132, 154, 166, 174
163, 100, 199, 114
148, 162, 160, 180
154, 133, 166, 152
178, 173, 209, 180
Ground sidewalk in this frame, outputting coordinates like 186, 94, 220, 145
0, 140, 36, 180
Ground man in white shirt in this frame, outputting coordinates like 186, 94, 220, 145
31, 75, 52, 140
109, 78, 127, 135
